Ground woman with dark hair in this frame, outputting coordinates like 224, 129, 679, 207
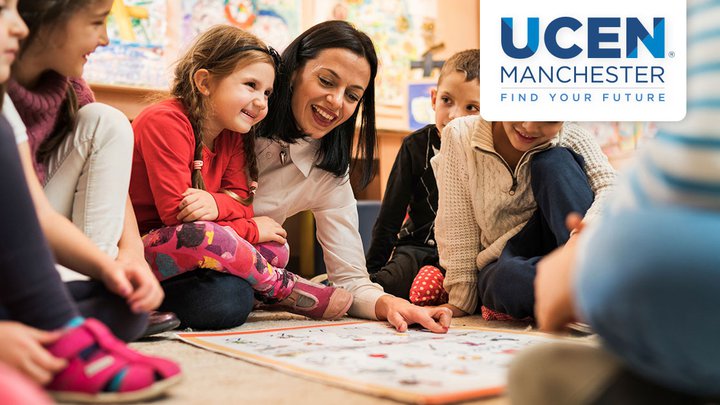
252, 20, 452, 332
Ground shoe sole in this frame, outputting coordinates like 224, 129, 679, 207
323, 293, 354, 321
49, 374, 183, 403
142, 318, 182, 337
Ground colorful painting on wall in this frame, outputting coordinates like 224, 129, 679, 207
177, 321, 558, 404
84, 0, 169, 88
407, 81, 436, 130
85, 0, 300, 89
182, 0, 300, 51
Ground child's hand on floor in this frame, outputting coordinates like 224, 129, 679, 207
376, 295, 453, 333
253, 216, 287, 244
0, 322, 66, 385
177, 188, 219, 222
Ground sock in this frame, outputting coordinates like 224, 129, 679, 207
63, 316, 85, 329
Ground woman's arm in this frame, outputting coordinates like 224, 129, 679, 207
312, 169, 452, 333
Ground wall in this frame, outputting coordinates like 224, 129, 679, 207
93, 0, 481, 198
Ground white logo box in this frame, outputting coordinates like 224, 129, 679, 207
480, 0, 687, 121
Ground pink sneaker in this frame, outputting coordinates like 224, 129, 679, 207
276, 277, 353, 320
46, 318, 182, 403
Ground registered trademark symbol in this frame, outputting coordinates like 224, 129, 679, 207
668, 51, 675, 58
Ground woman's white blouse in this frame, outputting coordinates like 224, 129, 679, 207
254, 137, 386, 319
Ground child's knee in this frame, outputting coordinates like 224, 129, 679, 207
531, 147, 583, 179
76, 103, 133, 150
199, 280, 254, 329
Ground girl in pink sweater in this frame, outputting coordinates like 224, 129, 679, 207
9, 0, 171, 337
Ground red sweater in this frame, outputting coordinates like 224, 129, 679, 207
130, 99, 259, 243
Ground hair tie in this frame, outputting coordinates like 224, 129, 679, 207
193, 160, 204, 170
249, 181, 258, 195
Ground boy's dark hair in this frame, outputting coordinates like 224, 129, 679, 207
257, 20, 379, 189
18, 0, 100, 166
172, 24, 276, 205
438, 49, 479, 85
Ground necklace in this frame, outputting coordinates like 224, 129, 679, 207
279, 142, 289, 166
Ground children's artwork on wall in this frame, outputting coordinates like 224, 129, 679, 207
84, 0, 170, 88
85, 0, 301, 89
177, 321, 558, 404
407, 81, 436, 130
578, 122, 657, 157
313, 0, 438, 107
182, 0, 300, 51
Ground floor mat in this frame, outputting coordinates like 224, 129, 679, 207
177, 321, 558, 404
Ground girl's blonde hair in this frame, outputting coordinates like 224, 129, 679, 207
172, 24, 278, 205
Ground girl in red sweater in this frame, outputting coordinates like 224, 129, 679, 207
130, 25, 352, 328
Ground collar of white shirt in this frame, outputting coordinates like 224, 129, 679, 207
288, 137, 318, 178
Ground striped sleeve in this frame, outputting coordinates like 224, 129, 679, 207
636, 0, 720, 210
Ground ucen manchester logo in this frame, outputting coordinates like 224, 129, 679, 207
500, 17, 665, 59
480, 0, 686, 121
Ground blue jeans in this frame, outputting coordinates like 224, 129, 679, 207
478, 147, 594, 318
160, 269, 255, 330
576, 205, 720, 397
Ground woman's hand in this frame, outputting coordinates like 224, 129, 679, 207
253, 216, 287, 244
177, 188, 219, 222
0, 322, 67, 385
100, 252, 164, 313
375, 295, 452, 333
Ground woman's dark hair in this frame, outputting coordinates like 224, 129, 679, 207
18, 0, 99, 165
258, 20, 378, 189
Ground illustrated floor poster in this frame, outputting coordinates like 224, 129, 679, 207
177, 321, 557, 404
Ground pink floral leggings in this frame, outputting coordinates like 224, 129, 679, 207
142, 221, 295, 302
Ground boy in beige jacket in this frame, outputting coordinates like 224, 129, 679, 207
433, 117, 614, 319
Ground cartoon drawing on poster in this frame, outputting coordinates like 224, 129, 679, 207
178, 321, 558, 404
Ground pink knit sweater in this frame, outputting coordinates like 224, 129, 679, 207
7, 71, 95, 183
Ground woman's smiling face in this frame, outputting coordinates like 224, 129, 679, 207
289, 48, 371, 139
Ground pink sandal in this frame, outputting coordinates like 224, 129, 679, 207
46, 318, 181, 403
275, 277, 353, 320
